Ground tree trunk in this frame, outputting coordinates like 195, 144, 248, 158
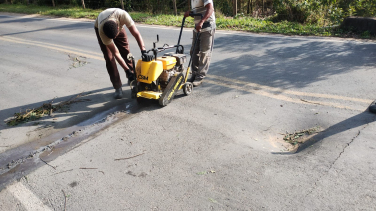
239, 0, 242, 14
251, 0, 253, 15
262, 0, 265, 15
81, 0, 85, 9
121, 0, 124, 9
233, 0, 237, 16
173, 0, 177, 16
247, 0, 250, 14
52, 0, 55, 7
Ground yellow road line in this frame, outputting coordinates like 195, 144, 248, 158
207, 75, 372, 104
204, 79, 364, 111
0, 36, 104, 61
1, 35, 371, 111
3, 36, 103, 57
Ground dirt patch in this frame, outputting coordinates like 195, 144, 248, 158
282, 126, 322, 148
68, 54, 88, 69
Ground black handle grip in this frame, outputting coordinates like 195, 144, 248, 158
189, 13, 203, 19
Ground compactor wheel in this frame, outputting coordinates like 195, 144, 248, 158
183, 82, 193, 96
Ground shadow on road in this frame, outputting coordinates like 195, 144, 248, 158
0, 87, 115, 129
295, 110, 376, 153
270, 110, 376, 155
0, 85, 164, 132
0, 14, 94, 36
210, 34, 376, 90
209, 34, 376, 153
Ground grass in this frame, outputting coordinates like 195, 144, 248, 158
0, 4, 374, 39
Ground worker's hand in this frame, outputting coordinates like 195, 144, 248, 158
141, 50, 154, 61
195, 21, 204, 32
184, 11, 190, 18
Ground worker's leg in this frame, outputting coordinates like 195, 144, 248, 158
190, 30, 201, 78
113, 28, 134, 78
95, 27, 122, 89
195, 28, 215, 79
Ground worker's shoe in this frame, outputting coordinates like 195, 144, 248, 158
369, 100, 376, 114
114, 88, 123, 99
192, 78, 203, 87
187, 72, 196, 83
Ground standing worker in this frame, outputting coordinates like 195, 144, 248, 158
95, 8, 148, 99
184, 0, 216, 87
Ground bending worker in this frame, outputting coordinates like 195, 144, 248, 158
184, 0, 216, 87
95, 8, 147, 99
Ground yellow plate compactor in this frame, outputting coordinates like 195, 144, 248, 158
130, 14, 202, 107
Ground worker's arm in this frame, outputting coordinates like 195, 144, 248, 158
107, 42, 130, 71
195, 3, 214, 31
128, 25, 146, 51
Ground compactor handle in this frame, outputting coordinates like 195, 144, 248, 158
176, 13, 203, 54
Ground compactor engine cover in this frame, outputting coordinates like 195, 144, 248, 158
135, 56, 177, 84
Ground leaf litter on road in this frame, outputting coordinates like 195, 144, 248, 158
282, 126, 322, 145
5, 93, 90, 126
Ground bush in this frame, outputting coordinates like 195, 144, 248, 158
272, 0, 323, 23
349, 0, 376, 17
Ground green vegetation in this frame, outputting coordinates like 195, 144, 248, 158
0, 3, 374, 39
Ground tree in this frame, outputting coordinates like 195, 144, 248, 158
173, 0, 177, 15
247, 0, 253, 15
81, 0, 85, 9
52, 0, 55, 7
121, 0, 124, 9
233, 0, 237, 16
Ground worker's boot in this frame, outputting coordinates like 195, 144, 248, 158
114, 88, 123, 99
192, 77, 203, 87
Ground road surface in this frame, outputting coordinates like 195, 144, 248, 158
0, 13, 376, 210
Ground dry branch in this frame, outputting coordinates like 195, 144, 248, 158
62, 190, 67, 211
114, 152, 145, 161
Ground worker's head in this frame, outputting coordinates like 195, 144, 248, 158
103, 20, 118, 39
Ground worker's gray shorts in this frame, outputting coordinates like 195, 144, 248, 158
190, 28, 215, 79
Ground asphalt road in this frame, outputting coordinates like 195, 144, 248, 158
0, 13, 376, 210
